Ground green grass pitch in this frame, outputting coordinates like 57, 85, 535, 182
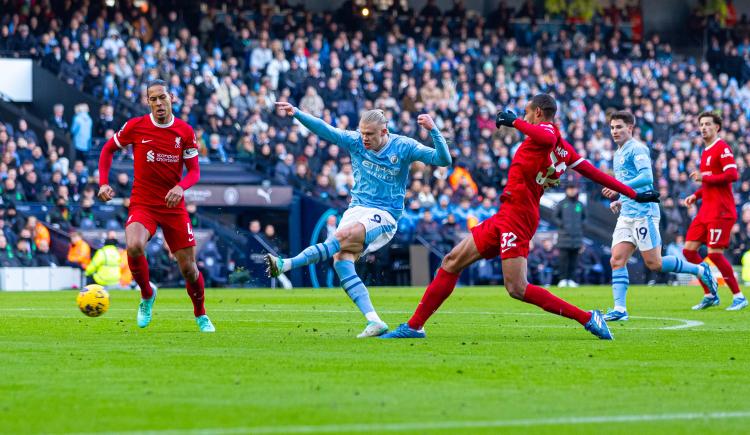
0, 285, 748, 434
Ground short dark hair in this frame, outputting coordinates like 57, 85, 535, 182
609, 111, 635, 126
529, 94, 557, 119
146, 79, 168, 95
698, 111, 722, 131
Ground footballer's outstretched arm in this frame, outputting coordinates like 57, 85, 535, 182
275, 102, 358, 150
410, 114, 452, 166
512, 119, 557, 146
573, 159, 636, 199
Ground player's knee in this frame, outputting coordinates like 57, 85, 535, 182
179, 262, 198, 281
644, 257, 662, 271
441, 250, 461, 273
610, 256, 625, 270
505, 281, 525, 300
126, 242, 146, 257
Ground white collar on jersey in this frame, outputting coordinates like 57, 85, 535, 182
149, 113, 175, 128
704, 137, 721, 151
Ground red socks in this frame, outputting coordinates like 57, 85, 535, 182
128, 254, 153, 299
186, 272, 206, 316
708, 253, 741, 295
683, 249, 709, 295
408, 268, 460, 330
523, 284, 592, 326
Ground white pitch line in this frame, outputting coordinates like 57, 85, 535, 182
68, 410, 750, 435
630, 315, 704, 330
0, 308, 704, 330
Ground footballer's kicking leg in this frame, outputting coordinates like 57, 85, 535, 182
174, 246, 215, 332
503, 257, 612, 340
126, 222, 157, 328
641, 247, 718, 306
604, 242, 636, 321
381, 235, 482, 339
265, 232, 342, 278
329, 223, 387, 337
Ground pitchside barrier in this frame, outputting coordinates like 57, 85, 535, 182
0, 267, 83, 291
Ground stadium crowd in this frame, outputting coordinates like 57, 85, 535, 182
1, 0, 750, 284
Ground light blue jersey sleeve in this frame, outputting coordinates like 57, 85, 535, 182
293, 108, 360, 151
625, 145, 654, 189
408, 128, 452, 167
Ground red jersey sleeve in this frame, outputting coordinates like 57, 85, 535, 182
717, 143, 737, 173
703, 143, 739, 185
513, 119, 557, 147
112, 119, 138, 149
181, 128, 199, 160
560, 140, 585, 168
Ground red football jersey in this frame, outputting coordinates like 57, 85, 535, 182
697, 138, 737, 221
113, 114, 199, 207
500, 121, 561, 213
549, 139, 585, 181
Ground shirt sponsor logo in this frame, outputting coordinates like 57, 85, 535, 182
721, 148, 733, 158
555, 146, 568, 158
362, 159, 399, 181
146, 149, 179, 163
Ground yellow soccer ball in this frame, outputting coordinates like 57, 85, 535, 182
76, 284, 110, 317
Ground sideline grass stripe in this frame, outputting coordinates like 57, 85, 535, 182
74, 410, 750, 435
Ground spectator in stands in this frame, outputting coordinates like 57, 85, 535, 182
115, 197, 130, 227
35, 240, 57, 267
197, 237, 225, 287
59, 50, 85, 88
273, 153, 294, 186
15, 238, 35, 267
5, 203, 25, 234
264, 224, 284, 254
15, 120, 38, 146
72, 197, 97, 229
20, 170, 43, 202
25, 216, 49, 249
0, 234, 19, 266
112, 172, 131, 198
9, 24, 36, 56
49, 104, 68, 131
249, 220, 261, 235
1, 178, 25, 203
85, 231, 121, 286
66, 231, 90, 269
71, 103, 93, 155
416, 209, 442, 248
300, 86, 325, 118
554, 184, 586, 288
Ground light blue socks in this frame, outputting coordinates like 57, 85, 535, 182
612, 267, 629, 311
334, 260, 380, 321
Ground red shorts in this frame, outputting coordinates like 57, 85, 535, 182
685, 216, 734, 249
470, 207, 538, 260
126, 205, 196, 252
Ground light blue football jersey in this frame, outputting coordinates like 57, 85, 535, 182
294, 110, 451, 220
613, 138, 659, 218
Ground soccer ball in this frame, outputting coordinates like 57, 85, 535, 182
76, 284, 110, 317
